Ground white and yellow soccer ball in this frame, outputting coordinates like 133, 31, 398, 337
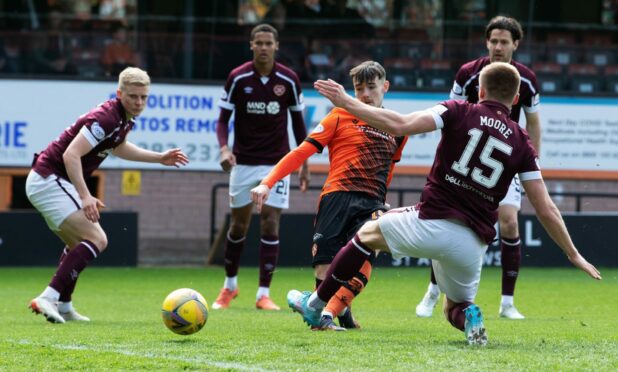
161, 288, 209, 335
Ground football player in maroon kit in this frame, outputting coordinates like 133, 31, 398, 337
213, 24, 309, 311
290, 62, 600, 345
417, 16, 542, 320
26, 67, 189, 323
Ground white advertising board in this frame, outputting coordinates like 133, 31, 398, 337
1, 80, 617, 176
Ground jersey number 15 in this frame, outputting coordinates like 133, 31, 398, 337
451, 128, 513, 189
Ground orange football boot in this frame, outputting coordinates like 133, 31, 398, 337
255, 295, 281, 310
212, 287, 239, 309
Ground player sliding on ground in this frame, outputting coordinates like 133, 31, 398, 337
251, 61, 407, 330
288, 62, 601, 345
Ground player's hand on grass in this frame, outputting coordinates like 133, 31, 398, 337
219, 147, 236, 172
82, 194, 105, 223
250, 185, 270, 213
299, 162, 310, 192
569, 253, 602, 280
314, 79, 352, 108
160, 148, 189, 168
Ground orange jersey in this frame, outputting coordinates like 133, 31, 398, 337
308, 107, 407, 200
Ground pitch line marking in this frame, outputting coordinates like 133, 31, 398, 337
7, 339, 272, 372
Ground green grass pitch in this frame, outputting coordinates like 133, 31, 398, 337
1, 267, 616, 370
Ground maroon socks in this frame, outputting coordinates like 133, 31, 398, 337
223, 233, 245, 277
316, 235, 372, 302
49, 240, 99, 295
500, 237, 521, 296
258, 235, 279, 288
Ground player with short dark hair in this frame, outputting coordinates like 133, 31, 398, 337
416, 15, 542, 320
213, 23, 309, 311
251, 61, 407, 330
27, 67, 189, 323
289, 62, 601, 345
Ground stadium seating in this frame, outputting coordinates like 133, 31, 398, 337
532, 62, 565, 93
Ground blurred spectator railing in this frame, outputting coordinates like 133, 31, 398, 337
1, 25, 617, 95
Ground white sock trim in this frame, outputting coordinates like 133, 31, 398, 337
351, 238, 371, 256
57, 301, 74, 313
308, 291, 326, 311
260, 238, 279, 245
256, 286, 270, 300
40, 286, 60, 301
501, 295, 514, 306
501, 238, 521, 246
224, 276, 238, 290
227, 233, 246, 244
81, 241, 98, 258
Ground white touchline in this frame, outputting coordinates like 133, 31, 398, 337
7, 339, 272, 372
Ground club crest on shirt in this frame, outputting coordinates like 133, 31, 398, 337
266, 101, 280, 115
312, 124, 325, 133
273, 84, 286, 96
91, 122, 106, 140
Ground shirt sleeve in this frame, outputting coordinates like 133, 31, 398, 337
303, 110, 339, 153
79, 116, 115, 148
521, 71, 541, 113
288, 73, 305, 112
217, 73, 236, 111
449, 67, 469, 101
518, 136, 542, 181
261, 141, 317, 188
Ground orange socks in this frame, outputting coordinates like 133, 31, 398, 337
324, 260, 372, 316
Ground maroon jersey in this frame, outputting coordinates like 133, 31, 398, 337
450, 56, 540, 123
419, 100, 541, 244
33, 98, 134, 180
218, 61, 306, 165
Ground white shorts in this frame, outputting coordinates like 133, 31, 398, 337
378, 207, 487, 303
499, 175, 521, 210
229, 164, 290, 209
25, 170, 82, 231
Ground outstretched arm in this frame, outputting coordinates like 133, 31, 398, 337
251, 141, 317, 213
314, 79, 437, 136
113, 141, 189, 168
522, 178, 601, 280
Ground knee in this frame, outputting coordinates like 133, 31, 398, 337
90, 232, 108, 252
228, 220, 249, 238
79, 231, 107, 253
314, 264, 329, 280
260, 215, 280, 235
499, 215, 519, 238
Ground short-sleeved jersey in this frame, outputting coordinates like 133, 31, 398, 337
450, 56, 540, 123
218, 61, 305, 165
419, 100, 541, 244
307, 107, 407, 201
33, 98, 134, 180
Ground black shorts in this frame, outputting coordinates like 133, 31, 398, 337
312, 191, 386, 266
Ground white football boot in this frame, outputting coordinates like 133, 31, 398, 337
60, 309, 91, 322
499, 303, 525, 319
29, 297, 65, 324
415, 289, 440, 318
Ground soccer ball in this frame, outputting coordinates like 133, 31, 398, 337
161, 288, 209, 335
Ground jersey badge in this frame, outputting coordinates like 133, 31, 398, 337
312, 124, 325, 133
273, 84, 286, 96
266, 101, 280, 115
91, 122, 106, 140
